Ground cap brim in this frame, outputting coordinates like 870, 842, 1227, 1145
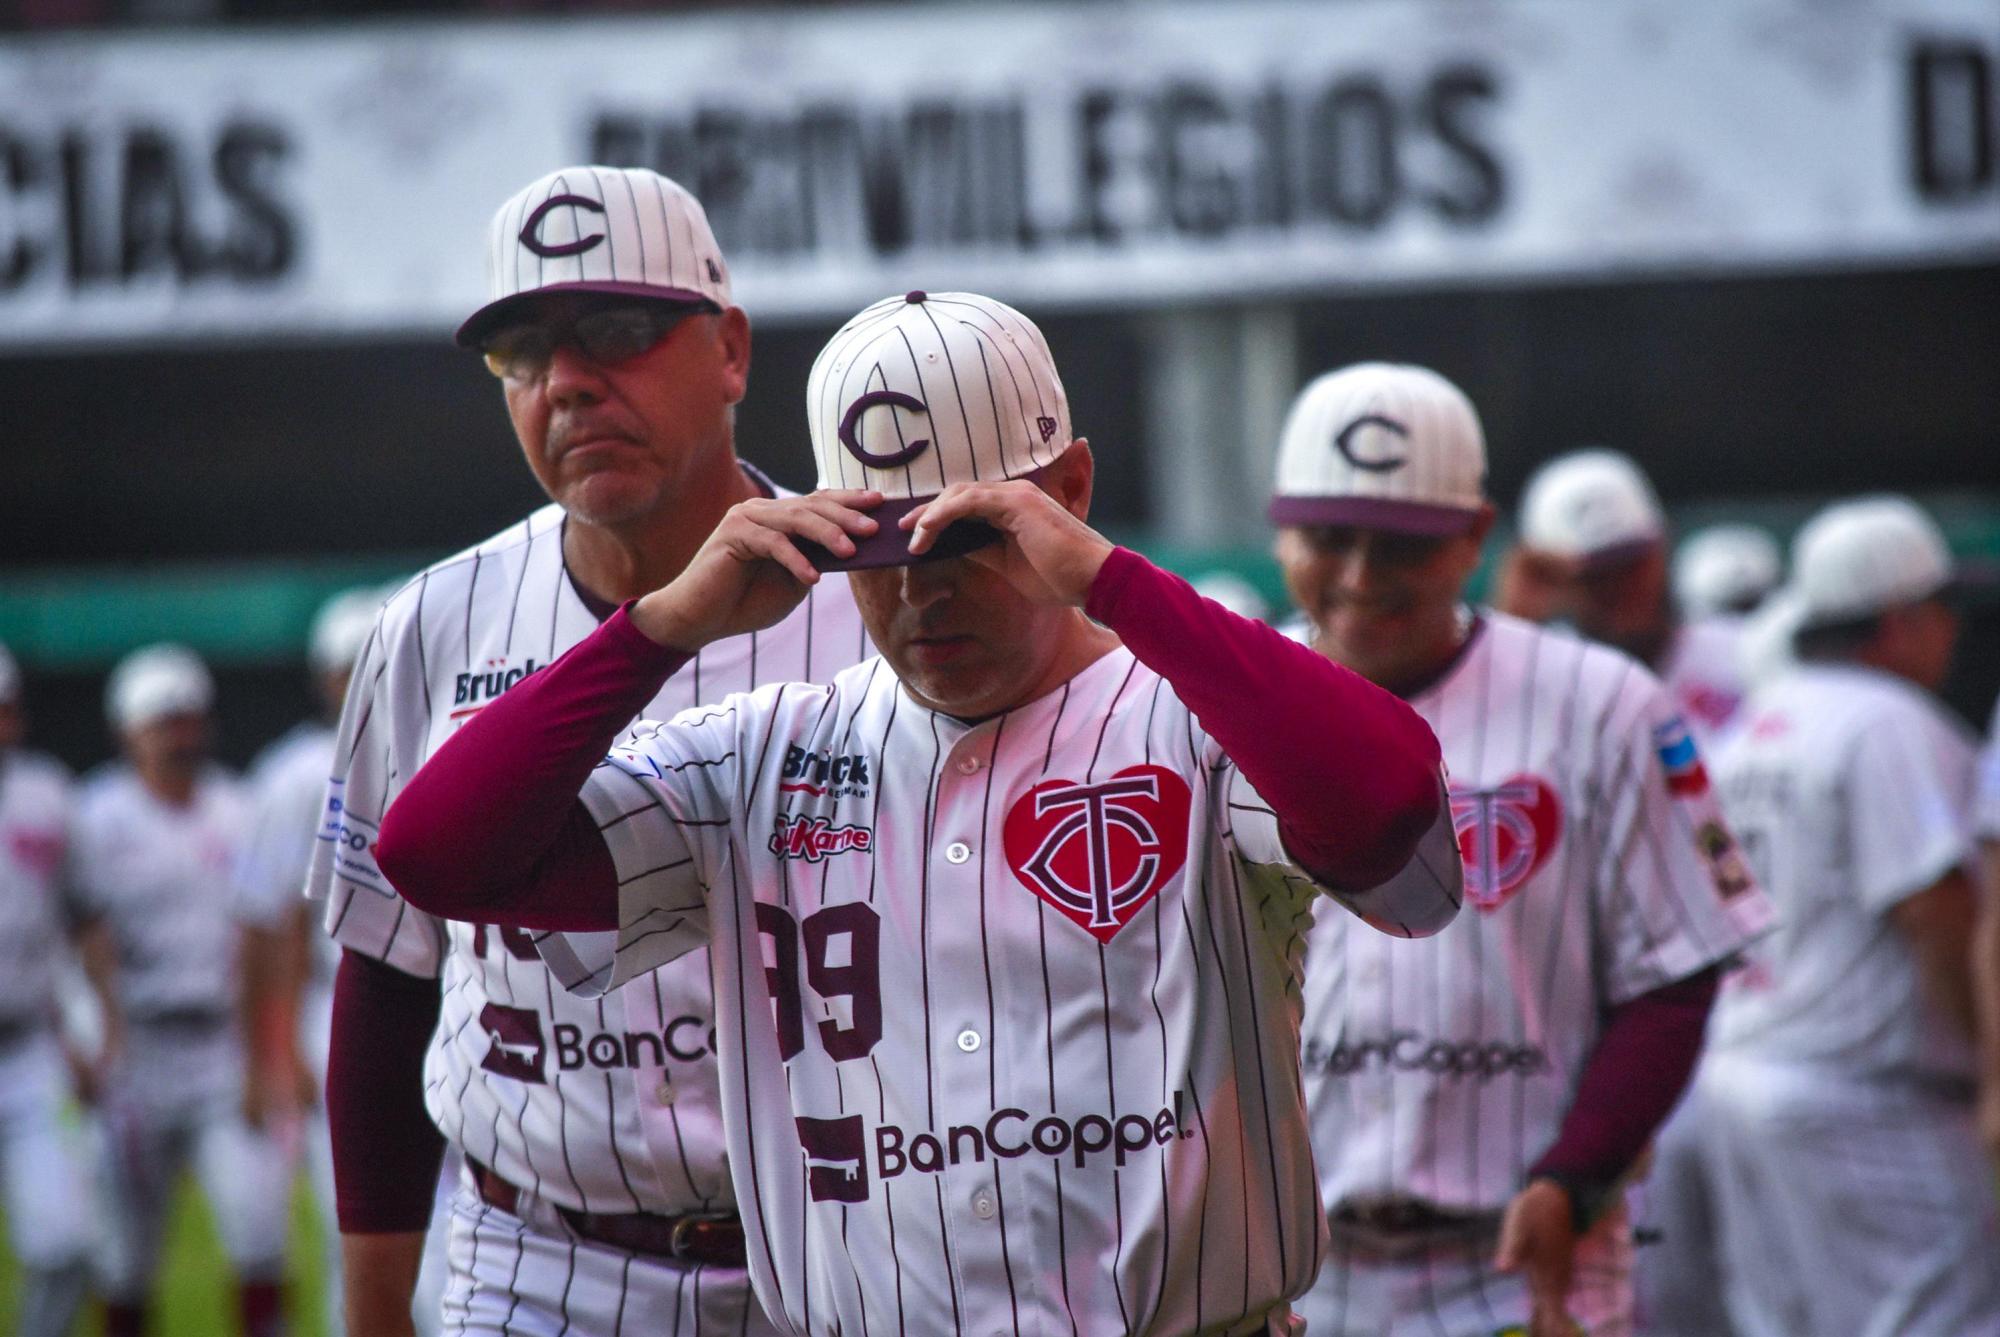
795, 493, 1004, 572
1268, 495, 1482, 537
455, 282, 719, 346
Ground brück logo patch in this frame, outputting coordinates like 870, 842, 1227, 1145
779, 744, 871, 799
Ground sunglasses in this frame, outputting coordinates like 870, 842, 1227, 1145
481, 302, 712, 381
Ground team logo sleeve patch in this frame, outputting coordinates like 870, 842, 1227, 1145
1001, 764, 1192, 944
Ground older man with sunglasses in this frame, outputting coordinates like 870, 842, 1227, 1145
310, 167, 868, 1337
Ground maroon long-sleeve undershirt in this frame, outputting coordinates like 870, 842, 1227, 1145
376, 546, 1443, 930
1530, 965, 1721, 1220
328, 949, 447, 1233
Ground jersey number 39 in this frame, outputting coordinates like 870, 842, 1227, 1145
756, 902, 883, 1063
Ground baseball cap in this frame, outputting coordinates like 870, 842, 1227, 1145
0, 642, 19, 707
106, 644, 213, 733
456, 166, 731, 347
308, 587, 384, 675
1790, 495, 1953, 629
1517, 449, 1666, 565
1267, 363, 1486, 536
804, 290, 1072, 570
1673, 524, 1782, 617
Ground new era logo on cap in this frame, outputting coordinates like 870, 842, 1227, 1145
1268, 362, 1487, 536
456, 166, 731, 346
805, 290, 1072, 570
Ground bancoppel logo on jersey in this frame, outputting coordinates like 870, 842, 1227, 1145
1302, 1031, 1550, 1082
796, 1093, 1193, 1203
481, 1005, 718, 1083
451, 657, 544, 720
778, 744, 872, 799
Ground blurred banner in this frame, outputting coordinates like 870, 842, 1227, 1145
0, 0, 1994, 346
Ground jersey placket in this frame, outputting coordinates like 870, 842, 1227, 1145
926, 717, 1022, 1326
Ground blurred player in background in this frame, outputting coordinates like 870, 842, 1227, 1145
0, 642, 97, 1337
237, 586, 454, 1337
1671, 525, 1780, 621
1697, 497, 1999, 1335
73, 644, 293, 1337
313, 166, 867, 1337
1270, 363, 1770, 1337
1499, 449, 1746, 743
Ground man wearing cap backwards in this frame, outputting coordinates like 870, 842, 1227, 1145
1692, 496, 2000, 1335
360, 291, 1465, 1335
0, 642, 99, 1337
73, 643, 293, 1337
239, 586, 440, 1337
1501, 450, 1749, 744
310, 166, 868, 1337
1268, 363, 1771, 1337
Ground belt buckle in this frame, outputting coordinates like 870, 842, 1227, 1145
668, 1212, 733, 1261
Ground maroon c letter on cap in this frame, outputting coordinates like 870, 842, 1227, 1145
838, 390, 931, 468
520, 194, 608, 259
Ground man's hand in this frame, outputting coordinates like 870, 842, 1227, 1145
343, 1231, 426, 1337
633, 491, 883, 651
902, 477, 1115, 607
1493, 1177, 1582, 1337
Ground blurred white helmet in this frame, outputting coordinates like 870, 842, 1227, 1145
308, 587, 383, 675
1518, 449, 1665, 563
106, 644, 213, 733
1673, 525, 1782, 617
1791, 495, 1953, 628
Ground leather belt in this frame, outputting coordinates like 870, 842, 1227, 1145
1327, 1198, 1502, 1259
468, 1158, 745, 1267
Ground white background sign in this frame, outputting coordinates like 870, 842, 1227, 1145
0, 0, 1995, 346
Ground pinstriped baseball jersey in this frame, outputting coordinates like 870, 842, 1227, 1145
238, 724, 341, 982
308, 491, 869, 1218
72, 765, 249, 1020
0, 750, 73, 1021
1300, 612, 1772, 1213
1705, 663, 1979, 1081
1658, 616, 1748, 745
535, 644, 1367, 1337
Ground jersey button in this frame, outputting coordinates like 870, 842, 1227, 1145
955, 756, 981, 776
971, 1189, 996, 1219
945, 842, 972, 864
956, 1029, 982, 1053
655, 1080, 676, 1105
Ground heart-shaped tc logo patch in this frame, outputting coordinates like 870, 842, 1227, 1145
1448, 774, 1562, 912
1002, 765, 1192, 944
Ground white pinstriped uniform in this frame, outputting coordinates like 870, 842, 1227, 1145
0, 749, 94, 1276
527, 636, 1453, 1337
1657, 616, 1747, 746
1690, 664, 2000, 1337
309, 487, 867, 1336
71, 764, 294, 1293
1295, 613, 1772, 1337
